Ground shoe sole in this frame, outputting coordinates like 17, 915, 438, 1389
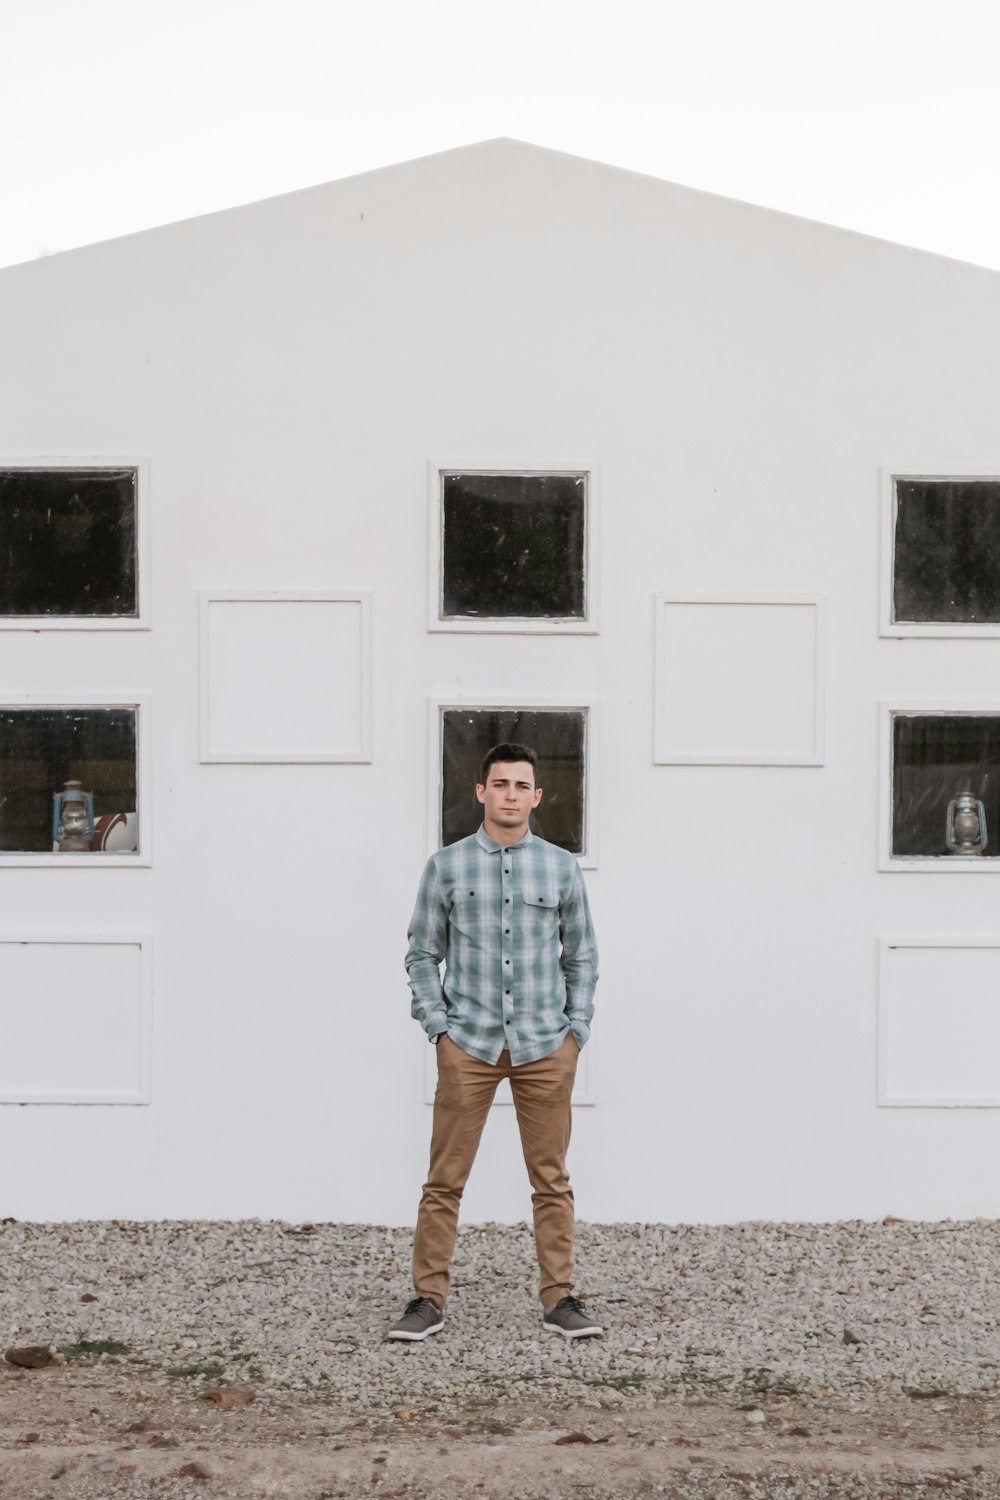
542, 1322, 603, 1338
385, 1320, 444, 1342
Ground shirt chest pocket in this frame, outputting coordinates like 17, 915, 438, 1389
521, 890, 560, 934
449, 889, 484, 936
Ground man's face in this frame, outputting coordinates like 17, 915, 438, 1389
476, 760, 543, 835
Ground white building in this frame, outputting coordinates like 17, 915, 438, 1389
3, 138, 1000, 1224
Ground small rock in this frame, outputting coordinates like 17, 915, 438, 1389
80, 1293, 97, 1303
5, 1345, 54, 1369
178, 1461, 211, 1480
22, 1432, 40, 1443
394, 1408, 413, 1422
97, 1459, 118, 1473
202, 1383, 255, 1409
554, 1432, 594, 1445
745, 1409, 765, 1424
842, 1327, 863, 1345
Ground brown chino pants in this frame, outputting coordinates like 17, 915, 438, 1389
413, 1031, 580, 1309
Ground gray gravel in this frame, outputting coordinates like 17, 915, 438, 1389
2, 1217, 999, 1411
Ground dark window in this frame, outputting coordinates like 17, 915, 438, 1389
441, 708, 587, 854
893, 478, 1000, 624
0, 708, 138, 854
441, 472, 586, 620
892, 713, 1000, 858
0, 468, 138, 617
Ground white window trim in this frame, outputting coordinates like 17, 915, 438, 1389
427, 459, 600, 634
653, 592, 827, 766
880, 465, 1000, 638
0, 930, 152, 1105
0, 456, 151, 631
198, 590, 373, 764
878, 699, 1000, 873
878, 934, 1000, 1107
426, 693, 600, 869
0, 693, 151, 868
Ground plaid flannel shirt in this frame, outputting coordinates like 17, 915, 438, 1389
405, 824, 598, 1066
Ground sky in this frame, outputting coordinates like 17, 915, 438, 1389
4, 0, 1000, 273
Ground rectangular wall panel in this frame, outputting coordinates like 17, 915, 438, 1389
0, 935, 151, 1104
879, 937, 1000, 1105
200, 591, 371, 762
654, 593, 825, 765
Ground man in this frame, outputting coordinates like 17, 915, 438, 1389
388, 742, 601, 1342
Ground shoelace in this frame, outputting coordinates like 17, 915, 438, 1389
557, 1295, 586, 1314
403, 1297, 438, 1316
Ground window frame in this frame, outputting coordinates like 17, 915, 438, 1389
0, 456, 150, 630
427, 693, 600, 868
880, 465, 1000, 638
0, 694, 151, 867
427, 460, 600, 634
878, 699, 1000, 873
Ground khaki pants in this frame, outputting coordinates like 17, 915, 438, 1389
413, 1031, 580, 1308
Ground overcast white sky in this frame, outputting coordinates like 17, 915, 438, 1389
4, 0, 1000, 272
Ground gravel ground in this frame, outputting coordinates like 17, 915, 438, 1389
3, 1218, 1000, 1498
1, 1216, 998, 1405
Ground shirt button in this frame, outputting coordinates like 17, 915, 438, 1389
505, 989, 511, 995
505, 898, 510, 904
505, 928, 510, 934
504, 958, 510, 965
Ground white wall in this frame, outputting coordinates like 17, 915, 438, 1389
3, 140, 1000, 1222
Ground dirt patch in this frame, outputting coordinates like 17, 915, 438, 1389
2, 1363, 999, 1497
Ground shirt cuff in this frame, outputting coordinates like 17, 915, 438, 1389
567, 1019, 591, 1048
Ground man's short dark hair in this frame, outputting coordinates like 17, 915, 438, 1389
479, 742, 540, 786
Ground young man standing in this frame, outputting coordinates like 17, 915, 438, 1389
388, 742, 601, 1342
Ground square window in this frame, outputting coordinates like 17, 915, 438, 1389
891, 711, 1000, 861
0, 706, 140, 858
440, 707, 589, 857
885, 474, 1000, 634
430, 467, 597, 632
0, 466, 139, 621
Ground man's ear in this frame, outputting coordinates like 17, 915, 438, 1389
475, 783, 486, 805
532, 786, 543, 808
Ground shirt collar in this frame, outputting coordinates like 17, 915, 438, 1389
474, 823, 535, 853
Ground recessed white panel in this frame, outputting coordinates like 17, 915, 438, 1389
654, 594, 824, 765
200, 592, 371, 762
0, 937, 150, 1103
879, 938, 1000, 1105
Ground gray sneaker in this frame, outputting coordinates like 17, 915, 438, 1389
542, 1295, 603, 1338
385, 1297, 444, 1342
